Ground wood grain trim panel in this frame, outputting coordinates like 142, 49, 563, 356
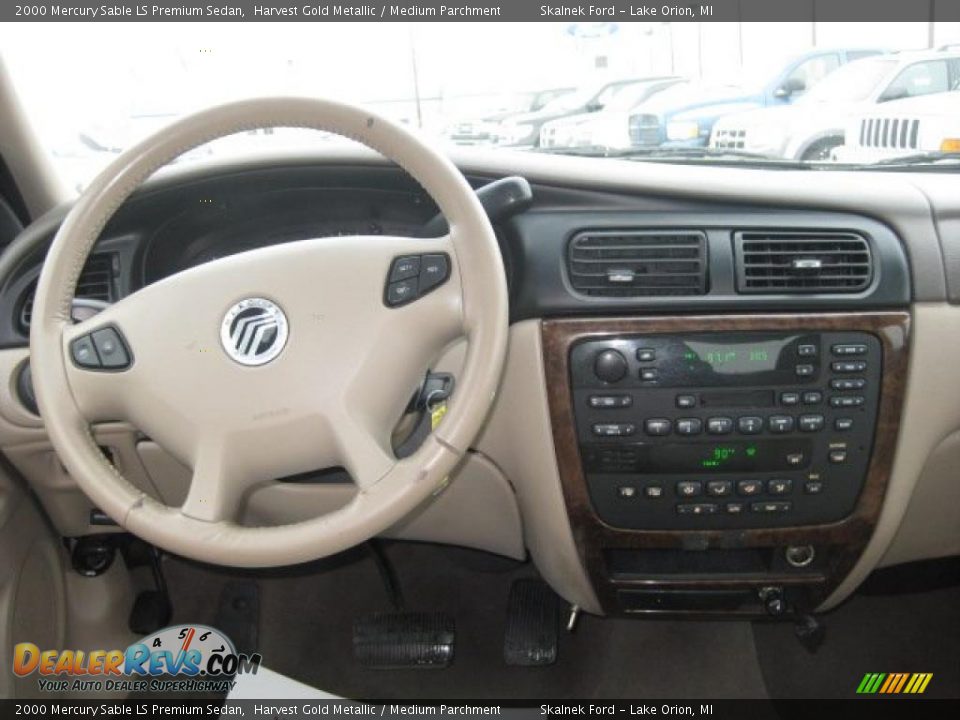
542, 312, 910, 614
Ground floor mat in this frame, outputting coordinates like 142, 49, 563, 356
163, 542, 767, 699
753, 559, 960, 699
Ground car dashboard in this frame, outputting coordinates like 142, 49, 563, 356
0, 148, 957, 620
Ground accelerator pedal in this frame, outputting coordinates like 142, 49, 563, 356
353, 612, 455, 669
503, 579, 560, 666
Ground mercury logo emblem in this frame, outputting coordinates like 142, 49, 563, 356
220, 298, 288, 366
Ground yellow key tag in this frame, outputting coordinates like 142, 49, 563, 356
430, 399, 450, 494
430, 401, 448, 430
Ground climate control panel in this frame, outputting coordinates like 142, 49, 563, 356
569, 331, 882, 529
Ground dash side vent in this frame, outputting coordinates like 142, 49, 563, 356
19, 253, 116, 330
567, 230, 708, 298
734, 231, 872, 294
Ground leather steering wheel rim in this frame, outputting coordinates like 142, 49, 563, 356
29, 97, 508, 567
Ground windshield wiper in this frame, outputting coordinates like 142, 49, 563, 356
862, 151, 960, 169
537, 144, 810, 168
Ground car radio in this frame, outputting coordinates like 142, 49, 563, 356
569, 331, 882, 529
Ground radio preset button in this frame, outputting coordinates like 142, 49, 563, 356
797, 344, 817, 357
644, 418, 672, 436
675, 418, 703, 436
830, 395, 865, 408
737, 479, 763, 496
636, 348, 656, 362
795, 364, 815, 377
769, 415, 795, 433
799, 414, 825, 432
592, 423, 636, 437
832, 344, 867, 356
676, 481, 703, 498
589, 394, 632, 409
706, 417, 734, 435
832, 360, 867, 373
780, 392, 800, 406
594, 349, 628, 383
677, 503, 717, 515
737, 416, 763, 434
706, 480, 733, 497
676, 394, 697, 409
768, 479, 793, 495
831, 378, 866, 390
834, 418, 854, 431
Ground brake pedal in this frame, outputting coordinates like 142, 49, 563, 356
503, 578, 560, 666
353, 612, 455, 669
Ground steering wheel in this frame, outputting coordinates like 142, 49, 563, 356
29, 98, 508, 567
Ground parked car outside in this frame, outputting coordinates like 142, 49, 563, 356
495, 77, 676, 148
832, 90, 960, 163
710, 51, 960, 161
538, 77, 684, 151
628, 48, 886, 150
444, 87, 575, 145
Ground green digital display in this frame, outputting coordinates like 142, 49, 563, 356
683, 339, 785, 374
700, 444, 758, 468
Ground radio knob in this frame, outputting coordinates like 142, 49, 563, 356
594, 349, 628, 383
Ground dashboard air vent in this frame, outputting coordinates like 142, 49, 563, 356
567, 230, 708, 297
19, 253, 116, 330
734, 231, 872, 294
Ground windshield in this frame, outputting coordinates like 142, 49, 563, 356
4, 23, 960, 189
799, 57, 898, 103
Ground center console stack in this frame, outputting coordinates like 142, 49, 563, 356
543, 313, 909, 617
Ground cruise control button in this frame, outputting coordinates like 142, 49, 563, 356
675, 418, 703, 436
737, 479, 763, 496
676, 481, 703, 498
834, 418, 854, 431
70, 335, 101, 369
798, 414, 825, 432
768, 479, 793, 496
91, 327, 130, 369
769, 415, 795, 433
706, 417, 733, 435
418, 254, 450, 293
645, 418, 672, 436
737, 416, 763, 434
706, 480, 733, 497
386, 278, 418, 306
388, 255, 420, 282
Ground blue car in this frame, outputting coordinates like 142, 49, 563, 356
628, 48, 887, 149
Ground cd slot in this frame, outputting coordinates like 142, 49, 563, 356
699, 389, 775, 407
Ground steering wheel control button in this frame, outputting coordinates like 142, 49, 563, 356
386, 278, 418, 306
384, 253, 450, 307
220, 297, 289, 366
419, 254, 450, 293
594, 349, 627, 383
389, 255, 421, 282
91, 327, 130, 369
70, 335, 101, 369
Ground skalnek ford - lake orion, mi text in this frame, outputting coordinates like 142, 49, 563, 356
540, 4, 712, 16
